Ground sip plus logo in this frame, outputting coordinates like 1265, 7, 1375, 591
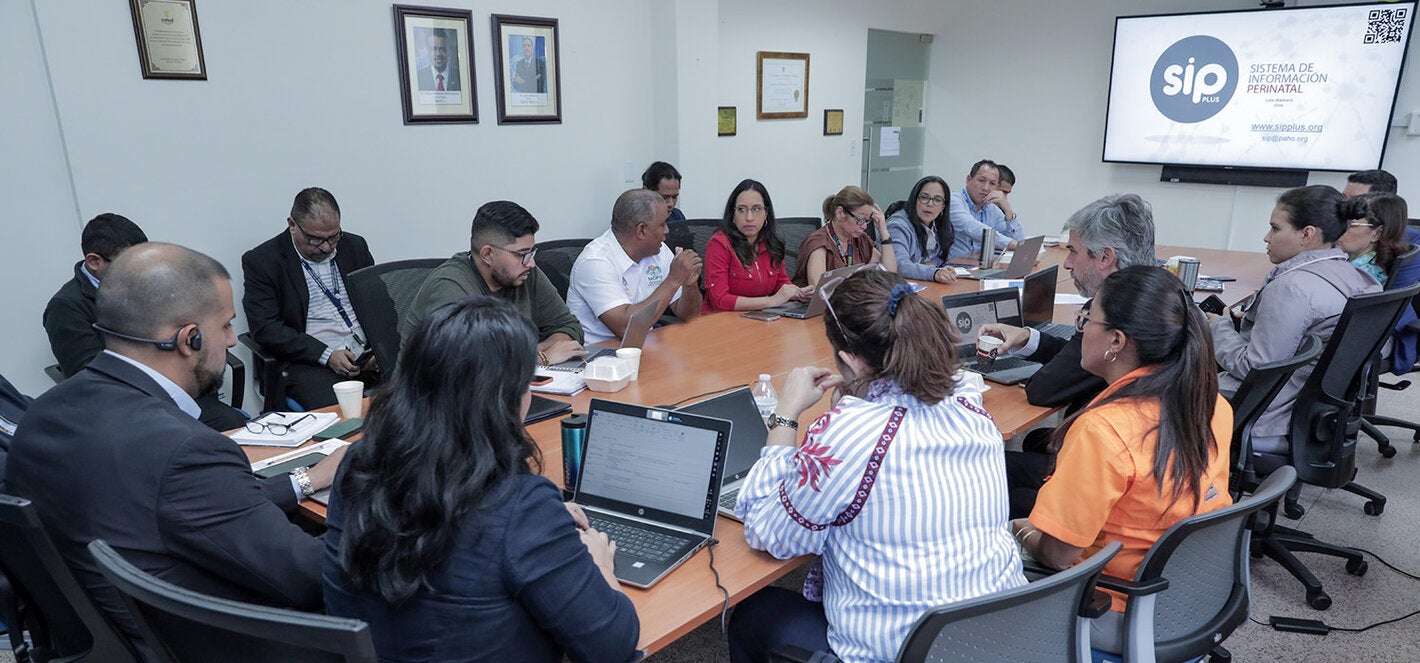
1150, 35, 1238, 123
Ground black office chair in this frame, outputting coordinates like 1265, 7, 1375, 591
346, 259, 446, 374
43, 364, 64, 385
88, 540, 376, 663
1097, 467, 1296, 663
1246, 283, 1420, 609
238, 333, 291, 414
1359, 243, 1420, 454
778, 217, 822, 279
0, 495, 140, 663
533, 238, 591, 301
1226, 335, 1323, 495
46, 356, 244, 412
770, 543, 1122, 663
664, 218, 721, 261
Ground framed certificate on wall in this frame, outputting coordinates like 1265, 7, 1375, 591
757, 52, 809, 120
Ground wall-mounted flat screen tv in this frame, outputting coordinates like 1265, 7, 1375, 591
1103, 2, 1415, 172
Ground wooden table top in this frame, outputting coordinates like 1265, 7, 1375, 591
243, 242, 1271, 656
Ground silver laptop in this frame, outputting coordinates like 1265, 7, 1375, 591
764, 263, 871, 319
549, 299, 660, 371
574, 398, 731, 588
964, 235, 1046, 280
1022, 265, 1076, 340
677, 388, 769, 521
940, 288, 1043, 385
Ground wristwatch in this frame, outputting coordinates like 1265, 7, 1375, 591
767, 414, 799, 431
291, 467, 315, 498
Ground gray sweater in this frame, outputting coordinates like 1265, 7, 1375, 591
886, 210, 948, 281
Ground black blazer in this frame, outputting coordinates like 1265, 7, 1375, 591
241, 231, 374, 365
1023, 327, 1107, 415
43, 262, 102, 378
4, 353, 322, 643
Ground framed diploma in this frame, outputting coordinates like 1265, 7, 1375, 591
128, 0, 207, 80
491, 14, 562, 125
394, 5, 478, 124
718, 106, 737, 136
824, 109, 844, 136
756, 52, 809, 120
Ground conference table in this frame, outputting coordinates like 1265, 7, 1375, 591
244, 243, 1269, 656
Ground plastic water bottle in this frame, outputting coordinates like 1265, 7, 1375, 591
751, 374, 778, 424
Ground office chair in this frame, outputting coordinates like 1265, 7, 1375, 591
1093, 467, 1296, 663
43, 364, 64, 385
88, 540, 377, 663
1359, 243, 1420, 454
238, 333, 293, 414
1226, 335, 1322, 495
1245, 284, 1419, 609
664, 219, 722, 292
0, 495, 140, 663
533, 238, 591, 301
46, 356, 244, 412
346, 259, 446, 374
769, 543, 1122, 663
778, 217, 823, 280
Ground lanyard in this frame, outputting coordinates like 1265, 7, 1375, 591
827, 225, 855, 266
301, 260, 365, 346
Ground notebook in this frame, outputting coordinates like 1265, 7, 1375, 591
764, 263, 871, 319
574, 398, 731, 588
549, 299, 660, 371
940, 288, 1043, 385
677, 388, 769, 521
1022, 265, 1076, 340
964, 235, 1046, 280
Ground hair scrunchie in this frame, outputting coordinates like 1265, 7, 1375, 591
887, 283, 915, 318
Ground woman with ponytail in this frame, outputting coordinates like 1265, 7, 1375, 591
792, 185, 898, 286
728, 267, 1024, 663
1014, 265, 1234, 654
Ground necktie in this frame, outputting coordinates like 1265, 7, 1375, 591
436, 74, 444, 92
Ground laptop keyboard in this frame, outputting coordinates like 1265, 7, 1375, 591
1035, 322, 1076, 340
588, 515, 686, 563
967, 355, 1036, 373
718, 486, 740, 511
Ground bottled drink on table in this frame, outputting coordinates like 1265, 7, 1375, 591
751, 374, 778, 424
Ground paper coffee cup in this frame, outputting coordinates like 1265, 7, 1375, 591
616, 348, 642, 380
976, 336, 1004, 369
332, 381, 364, 420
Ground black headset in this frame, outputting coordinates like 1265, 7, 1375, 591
91, 323, 202, 351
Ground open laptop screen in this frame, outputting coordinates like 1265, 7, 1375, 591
1021, 265, 1059, 326
578, 399, 728, 531
941, 290, 1023, 342
678, 388, 767, 485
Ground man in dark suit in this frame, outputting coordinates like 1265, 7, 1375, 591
0, 371, 30, 480
512, 36, 546, 93
7, 243, 344, 652
978, 194, 1157, 516
43, 213, 247, 431
415, 28, 460, 91
242, 187, 376, 409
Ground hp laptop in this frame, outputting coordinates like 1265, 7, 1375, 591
677, 388, 769, 521
575, 399, 731, 588
764, 263, 871, 319
964, 235, 1046, 280
549, 299, 661, 371
1022, 265, 1076, 341
940, 288, 1042, 385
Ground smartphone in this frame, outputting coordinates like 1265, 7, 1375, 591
313, 418, 364, 441
353, 350, 375, 367
253, 451, 327, 478
741, 311, 781, 322
530, 375, 554, 386
1198, 295, 1227, 315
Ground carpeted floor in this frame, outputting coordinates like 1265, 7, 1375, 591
651, 385, 1420, 661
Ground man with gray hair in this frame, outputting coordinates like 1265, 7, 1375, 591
7, 243, 341, 653
567, 188, 702, 344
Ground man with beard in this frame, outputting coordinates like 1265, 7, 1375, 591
402, 200, 586, 366
6, 243, 340, 653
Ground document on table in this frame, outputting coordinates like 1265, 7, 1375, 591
229, 411, 339, 448
531, 368, 586, 396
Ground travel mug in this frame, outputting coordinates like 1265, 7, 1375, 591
561, 413, 588, 499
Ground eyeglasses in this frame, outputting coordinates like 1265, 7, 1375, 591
916, 194, 947, 207
734, 205, 767, 216
293, 218, 342, 248
492, 245, 538, 266
1074, 308, 1108, 332
244, 413, 314, 436
819, 263, 888, 335
844, 209, 871, 228
1348, 221, 1377, 228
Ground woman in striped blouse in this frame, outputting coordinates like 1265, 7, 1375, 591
729, 268, 1025, 663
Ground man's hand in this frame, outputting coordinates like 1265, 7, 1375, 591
978, 323, 1032, 352
669, 247, 703, 287
326, 349, 362, 378
540, 337, 587, 365
304, 445, 348, 492
985, 190, 1015, 220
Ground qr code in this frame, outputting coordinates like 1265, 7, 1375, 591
1365, 8, 1408, 44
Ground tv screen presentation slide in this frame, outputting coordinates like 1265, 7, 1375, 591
1103, 3, 1414, 172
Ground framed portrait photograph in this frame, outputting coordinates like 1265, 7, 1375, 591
491, 14, 562, 124
393, 5, 476, 124
757, 51, 810, 120
128, 0, 207, 80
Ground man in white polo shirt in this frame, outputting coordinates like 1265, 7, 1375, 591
568, 188, 703, 344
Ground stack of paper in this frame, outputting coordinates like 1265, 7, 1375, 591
531, 368, 586, 396
229, 411, 339, 448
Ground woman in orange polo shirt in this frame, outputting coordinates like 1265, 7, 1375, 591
1012, 265, 1233, 655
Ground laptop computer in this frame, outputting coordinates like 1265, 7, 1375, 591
940, 288, 1043, 385
764, 263, 870, 319
548, 299, 661, 371
963, 235, 1046, 280
1022, 265, 1076, 341
677, 388, 769, 521
574, 398, 731, 588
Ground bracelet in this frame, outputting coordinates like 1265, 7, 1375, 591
537, 351, 548, 366
291, 467, 315, 498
